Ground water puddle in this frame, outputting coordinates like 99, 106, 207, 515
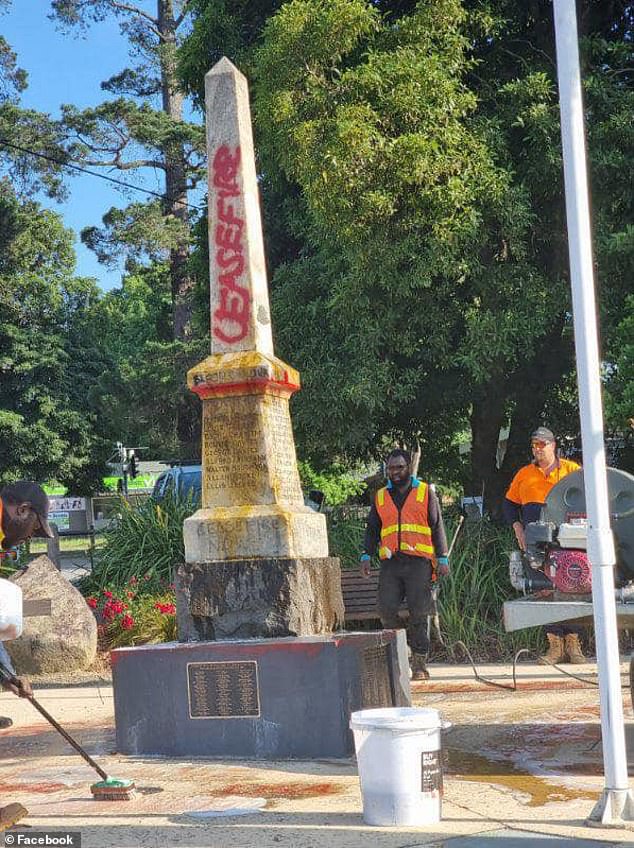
446, 748, 597, 806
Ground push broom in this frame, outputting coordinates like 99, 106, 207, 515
0, 658, 135, 800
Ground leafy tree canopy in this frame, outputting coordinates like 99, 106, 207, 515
0, 183, 109, 491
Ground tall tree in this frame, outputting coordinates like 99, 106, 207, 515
50, 1, 205, 341
177, 0, 633, 505
50, 1, 207, 455
0, 183, 109, 491
465, 0, 634, 509
251, 0, 515, 483
249, 0, 633, 507
0, 2, 69, 199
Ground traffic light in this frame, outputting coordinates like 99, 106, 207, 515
129, 452, 138, 479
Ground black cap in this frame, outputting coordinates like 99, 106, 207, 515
0, 481, 54, 539
531, 427, 555, 443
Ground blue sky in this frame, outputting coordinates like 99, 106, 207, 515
2, 0, 196, 291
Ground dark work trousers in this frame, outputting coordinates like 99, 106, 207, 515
378, 556, 433, 657
547, 624, 582, 637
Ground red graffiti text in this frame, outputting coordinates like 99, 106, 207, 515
212, 145, 250, 344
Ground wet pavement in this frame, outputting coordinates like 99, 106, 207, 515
1, 660, 633, 847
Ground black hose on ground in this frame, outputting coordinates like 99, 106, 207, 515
448, 640, 629, 692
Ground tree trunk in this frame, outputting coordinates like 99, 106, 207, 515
488, 319, 573, 517
158, 0, 194, 342
469, 380, 507, 515
157, 1, 199, 458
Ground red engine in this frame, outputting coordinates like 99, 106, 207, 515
546, 548, 592, 593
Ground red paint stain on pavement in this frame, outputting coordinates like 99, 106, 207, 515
0, 782, 68, 793
413, 679, 594, 694
2, 719, 110, 737
213, 782, 344, 800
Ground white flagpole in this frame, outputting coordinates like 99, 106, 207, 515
552, 0, 634, 827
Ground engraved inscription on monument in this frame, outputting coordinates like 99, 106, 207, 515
263, 396, 303, 503
187, 660, 260, 719
202, 393, 303, 507
360, 643, 394, 709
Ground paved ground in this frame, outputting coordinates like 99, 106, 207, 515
1, 660, 634, 847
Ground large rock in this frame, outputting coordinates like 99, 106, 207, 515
7, 556, 97, 674
176, 557, 344, 641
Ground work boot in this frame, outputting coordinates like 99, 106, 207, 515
410, 654, 430, 681
539, 634, 565, 664
564, 633, 587, 664
0, 803, 28, 831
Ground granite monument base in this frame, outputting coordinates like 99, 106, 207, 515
175, 557, 344, 640
112, 631, 411, 759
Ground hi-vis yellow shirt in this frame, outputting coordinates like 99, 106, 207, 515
0, 499, 4, 548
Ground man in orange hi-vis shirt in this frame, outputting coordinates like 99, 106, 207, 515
504, 427, 586, 665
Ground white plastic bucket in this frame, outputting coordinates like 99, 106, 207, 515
0, 578, 22, 641
350, 707, 448, 827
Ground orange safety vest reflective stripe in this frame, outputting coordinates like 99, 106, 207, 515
375, 483, 434, 560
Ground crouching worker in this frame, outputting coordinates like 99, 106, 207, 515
0, 641, 32, 831
360, 449, 449, 681
0, 480, 52, 831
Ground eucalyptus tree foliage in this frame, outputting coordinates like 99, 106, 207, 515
84, 261, 206, 458
50, 0, 205, 341
178, 0, 285, 104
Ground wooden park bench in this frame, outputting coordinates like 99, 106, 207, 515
341, 569, 408, 623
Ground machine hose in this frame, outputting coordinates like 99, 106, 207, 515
449, 640, 630, 692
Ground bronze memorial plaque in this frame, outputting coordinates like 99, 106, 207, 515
360, 643, 394, 709
187, 660, 260, 719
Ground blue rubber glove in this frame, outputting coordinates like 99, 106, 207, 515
359, 553, 371, 578
437, 556, 450, 577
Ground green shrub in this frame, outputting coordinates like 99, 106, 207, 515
298, 460, 365, 506
80, 492, 193, 593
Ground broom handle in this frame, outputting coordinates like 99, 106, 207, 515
0, 662, 108, 781
26, 694, 109, 781
447, 514, 465, 559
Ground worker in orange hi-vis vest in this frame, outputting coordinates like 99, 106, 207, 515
360, 449, 449, 681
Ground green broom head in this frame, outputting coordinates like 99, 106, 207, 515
92, 777, 135, 789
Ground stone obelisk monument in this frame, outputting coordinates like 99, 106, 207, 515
177, 57, 343, 640
111, 60, 410, 760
